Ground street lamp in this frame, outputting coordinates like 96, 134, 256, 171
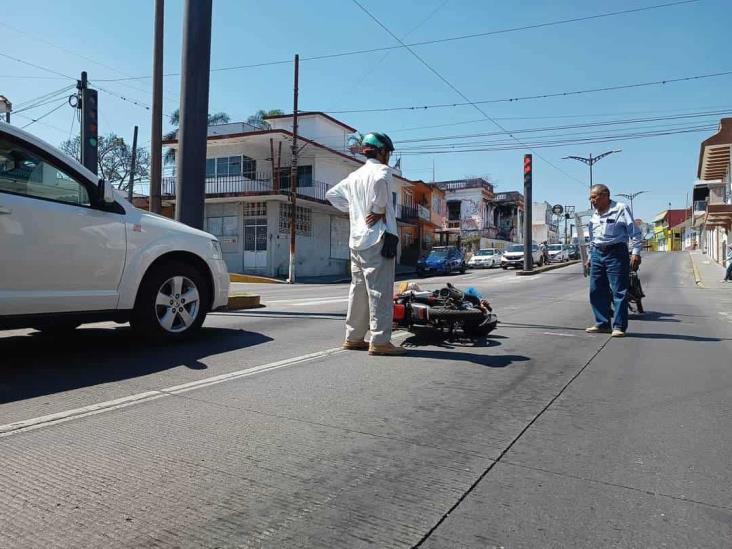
617, 191, 647, 217
563, 150, 622, 190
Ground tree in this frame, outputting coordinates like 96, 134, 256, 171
246, 109, 284, 130
163, 108, 232, 164
60, 133, 150, 194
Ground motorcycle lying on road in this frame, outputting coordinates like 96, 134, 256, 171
393, 282, 498, 341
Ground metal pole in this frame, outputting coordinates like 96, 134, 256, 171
288, 54, 299, 284
128, 125, 138, 202
588, 152, 593, 190
175, 0, 212, 230
523, 154, 533, 271
149, 0, 164, 214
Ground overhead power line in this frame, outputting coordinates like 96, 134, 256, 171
21, 100, 68, 129
322, 70, 732, 114
351, 0, 587, 187
92, 0, 700, 81
0, 51, 75, 80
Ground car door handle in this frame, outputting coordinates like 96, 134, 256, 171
0, 205, 11, 215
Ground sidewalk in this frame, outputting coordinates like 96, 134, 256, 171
688, 250, 729, 289
296, 264, 418, 284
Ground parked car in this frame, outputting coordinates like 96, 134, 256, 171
567, 244, 580, 260
0, 123, 230, 340
501, 243, 544, 269
416, 246, 466, 276
547, 244, 569, 263
467, 248, 500, 269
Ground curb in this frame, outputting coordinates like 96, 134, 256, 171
688, 252, 705, 288
229, 273, 284, 284
226, 293, 263, 310
516, 260, 581, 276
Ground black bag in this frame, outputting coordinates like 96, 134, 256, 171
629, 271, 645, 300
381, 232, 399, 258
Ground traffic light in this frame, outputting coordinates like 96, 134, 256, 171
81, 87, 98, 175
523, 154, 532, 187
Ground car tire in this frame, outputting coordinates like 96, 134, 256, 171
502, 266, 507, 270
460, 264, 466, 274
131, 260, 210, 341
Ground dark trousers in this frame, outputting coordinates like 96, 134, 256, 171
590, 244, 630, 331
725, 261, 732, 281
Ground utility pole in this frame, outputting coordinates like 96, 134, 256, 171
563, 150, 621, 190
149, 0, 164, 214
175, 0, 212, 230
77, 71, 98, 175
287, 54, 299, 284
523, 154, 533, 271
127, 125, 139, 202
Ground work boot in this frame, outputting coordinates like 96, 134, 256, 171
342, 339, 370, 351
585, 325, 611, 333
368, 342, 407, 356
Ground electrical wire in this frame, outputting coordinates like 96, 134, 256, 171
322, 70, 732, 114
92, 0, 701, 81
351, 0, 587, 187
0, 51, 75, 80
21, 100, 68, 129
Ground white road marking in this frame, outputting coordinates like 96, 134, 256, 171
0, 331, 411, 438
542, 332, 580, 338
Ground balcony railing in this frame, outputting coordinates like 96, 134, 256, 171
397, 203, 418, 222
161, 174, 333, 204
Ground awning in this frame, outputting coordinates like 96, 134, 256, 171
698, 118, 732, 181
704, 203, 732, 228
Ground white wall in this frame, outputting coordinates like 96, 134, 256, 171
268, 115, 350, 152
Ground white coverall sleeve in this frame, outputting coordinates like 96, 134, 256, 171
325, 179, 350, 212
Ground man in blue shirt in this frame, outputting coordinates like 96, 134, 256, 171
585, 184, 642, 337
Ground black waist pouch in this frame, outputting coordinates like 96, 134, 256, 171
381, 232, 399, 258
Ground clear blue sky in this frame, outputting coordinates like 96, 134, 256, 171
2, 0, 730, 222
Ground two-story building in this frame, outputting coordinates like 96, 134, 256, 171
693, 118, 732, 265
161, 112, 424, 277
652, 209, 689, 252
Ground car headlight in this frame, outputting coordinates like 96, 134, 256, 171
210, 239, 223, 260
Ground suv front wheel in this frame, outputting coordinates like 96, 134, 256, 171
131, 261, 210, 341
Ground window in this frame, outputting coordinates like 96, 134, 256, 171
208, 155, 252, 178
0, 137, 91, 207
447, 201, 461, 221
205, 158, 216, 178
206, 216, 238, 237
279, 204, 312, 237
243, 202, 267, 217
242, 155, 256, 179
277, 165, 313, 189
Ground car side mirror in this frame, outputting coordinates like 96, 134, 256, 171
98, 178, 115, 205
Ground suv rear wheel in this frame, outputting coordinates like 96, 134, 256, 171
131, 261, 210, 341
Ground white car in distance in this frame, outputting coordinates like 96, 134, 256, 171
547, 244, 570, 263
467, 248, 500, 269
0, 123, 230, 340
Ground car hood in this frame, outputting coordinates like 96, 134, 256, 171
135, 209, 217, 241
503, 252, 524, 258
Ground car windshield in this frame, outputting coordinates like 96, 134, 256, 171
548, 245, 563, 251
476, 249, 495, 256
507, 245, 524, 252
428, 248, 449, 258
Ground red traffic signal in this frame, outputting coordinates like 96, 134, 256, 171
523, 154, 532, 175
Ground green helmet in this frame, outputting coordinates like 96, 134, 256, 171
361, 132, 395, 153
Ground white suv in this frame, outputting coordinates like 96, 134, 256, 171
0, 123, 229, 339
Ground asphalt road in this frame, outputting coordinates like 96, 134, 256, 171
1, 253, 731, 548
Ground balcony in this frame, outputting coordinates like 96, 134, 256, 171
418, 204, 431, 221
396, 203, 419, 222
161, 174, 332, 204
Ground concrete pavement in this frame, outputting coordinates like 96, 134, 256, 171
1, 253, 731, 547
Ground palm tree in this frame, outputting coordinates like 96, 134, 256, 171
246, 109, 284, 130
163, 109, 231, 164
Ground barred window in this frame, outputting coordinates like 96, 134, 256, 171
279, 204, 312, 237
243, 202, 267, 217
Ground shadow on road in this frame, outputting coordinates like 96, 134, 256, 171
631, 311, 680, 323
0, 327, 272, 404
400, 334, 530, 368
215, 311, 346, 320
628, 332, 727, 342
